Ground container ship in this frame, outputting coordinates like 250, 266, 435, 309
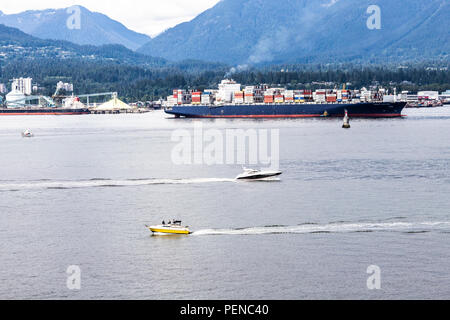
164, 80, 406, 118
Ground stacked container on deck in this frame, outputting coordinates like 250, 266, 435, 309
304, 90, 313, 102
314, 90, 326, 103
166, 81, 383, 107
341, 90, 349, 102
274, 94, 284, 103
254, 85, 266, 103
244, 86, 255, 104
201, 92, 212, 105
234, 91, 245, 104
294, 90, 304, 103
271, 88, 285, 104
167, 95, 178, 106
361, 89, 372, 102
264, 88, 275, 103
173, 89, 191, 105
285, 90, 294, 103
326, 90, 337, 103
192, 92, 202, 105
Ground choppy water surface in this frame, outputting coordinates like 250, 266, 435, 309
1, 107, 450, 299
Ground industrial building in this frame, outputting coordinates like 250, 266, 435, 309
11, 77, 33, 95
0, 83, 6, 94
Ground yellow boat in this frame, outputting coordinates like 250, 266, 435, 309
147, 221, 191, 235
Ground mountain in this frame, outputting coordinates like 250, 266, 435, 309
0, 6, 151, 50
0, 23, 229, 100
137, 0, 450, 64
0, 24, 165, 66
0, 24, 227, 71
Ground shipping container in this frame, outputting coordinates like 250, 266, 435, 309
274, 95, 284, 103
245, 93, 254, 104
201, 94, 212, 105
326, 96, 337, 103
285, 90, 294, 97
264, 95, 274, 103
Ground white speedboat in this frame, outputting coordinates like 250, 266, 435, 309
22, 130, 34, 138
146, 220, 191, 235
236, 168, 282, 181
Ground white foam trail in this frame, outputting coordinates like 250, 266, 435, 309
0, 178, 236, 191
192, 221, 450, 236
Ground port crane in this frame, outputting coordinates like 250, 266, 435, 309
52, 86, 66, 106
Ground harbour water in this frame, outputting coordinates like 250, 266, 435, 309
1, 107, 450, 299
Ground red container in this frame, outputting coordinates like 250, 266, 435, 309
264, 96, 274, 103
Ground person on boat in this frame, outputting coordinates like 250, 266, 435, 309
168, 220, 172, 225
162, 220, 166, 225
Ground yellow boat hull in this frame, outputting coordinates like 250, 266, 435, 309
149, 227, 190, 235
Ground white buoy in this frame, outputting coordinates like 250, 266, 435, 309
342, 110, 350, 129
22, 130, 34, 138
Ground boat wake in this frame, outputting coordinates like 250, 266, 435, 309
191, 221, 450, 236
0, 178, 236, 191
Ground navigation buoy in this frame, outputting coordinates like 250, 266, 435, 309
22, 130, 34, 138
342, 110, 350, 129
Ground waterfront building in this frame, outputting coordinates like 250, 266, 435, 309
12, 77, 33, 95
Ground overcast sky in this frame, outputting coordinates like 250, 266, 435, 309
0, 0, 221, 37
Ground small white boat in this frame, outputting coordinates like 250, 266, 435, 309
22, 130, 34, 138
147, 220, 191, 235
236, 168, 282, 181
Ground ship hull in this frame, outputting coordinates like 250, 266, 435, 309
165, 102, 406, 118
0, 108, 90, 116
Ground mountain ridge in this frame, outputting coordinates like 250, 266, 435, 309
0, 6, 151, 50
137, 0, 450, 64
0, 23, 165, 66
0, 23, 229, 73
